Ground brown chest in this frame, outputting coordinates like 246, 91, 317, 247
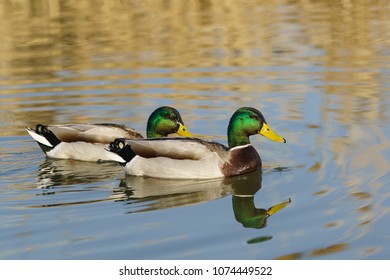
221, 145, 261, 177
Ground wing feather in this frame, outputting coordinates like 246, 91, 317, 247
124, 138, 228, 160
48, 124, 143, 144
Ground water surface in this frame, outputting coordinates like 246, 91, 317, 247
1, 0, 390, 259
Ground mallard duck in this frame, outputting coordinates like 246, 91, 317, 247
26, 106, 192, 162
106, 107, 286, 179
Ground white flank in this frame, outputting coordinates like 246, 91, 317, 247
26, 128, 53, 147
46, 142, 119, 162
103, 149, 127, 163
125, 154, 224, 179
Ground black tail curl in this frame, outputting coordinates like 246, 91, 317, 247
109, 138, 137, 164
34, 124, 61, 153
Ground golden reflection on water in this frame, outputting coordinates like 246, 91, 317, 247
1, 0, 389, 113
1, 0, 390, 258
275, 243, 349, 260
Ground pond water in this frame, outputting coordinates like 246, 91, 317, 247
1, 0, 390, 260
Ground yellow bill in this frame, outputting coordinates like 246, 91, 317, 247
176, 123, 193, 137
266, 199, 291, 216
259, 123, 286, 143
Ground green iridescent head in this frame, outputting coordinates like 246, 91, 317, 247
227, 107, 286, 148
146, 106, 192, 138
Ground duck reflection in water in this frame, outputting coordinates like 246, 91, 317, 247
113, 176, 229, 213
115, 170, 291, 241
36, 158, 121, 189
226, 171, 291, 229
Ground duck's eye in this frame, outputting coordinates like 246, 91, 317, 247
250, 115, 258, 120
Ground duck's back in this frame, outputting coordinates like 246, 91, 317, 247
48, 123, 143, 144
